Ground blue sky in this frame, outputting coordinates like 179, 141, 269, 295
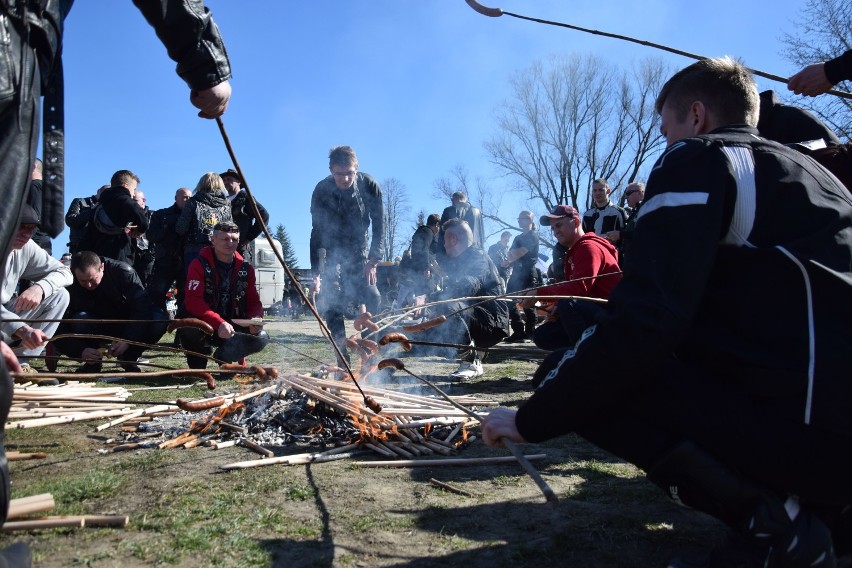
55, 0, 808, 267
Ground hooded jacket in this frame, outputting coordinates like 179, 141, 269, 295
78, 186, 148, 264
538, 233, 622, 299
176, 191, 233, 248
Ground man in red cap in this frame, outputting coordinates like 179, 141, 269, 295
520, 205, 621, 352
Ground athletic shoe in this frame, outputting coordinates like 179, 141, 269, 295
449, 358, 483, 381
668, 509, 837, 567
15, 364, 59, 386
136, 357, 150, 365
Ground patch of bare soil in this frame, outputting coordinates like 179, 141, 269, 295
0, 318, 724, 567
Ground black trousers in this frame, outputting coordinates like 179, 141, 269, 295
532, 299, 605, 350
570, 357, 852, 510
53, 311, 169, 366
320, 254, 381, 345
180, 327, 270, 369
507, 266, 538, 334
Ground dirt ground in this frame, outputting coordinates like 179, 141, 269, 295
0, 317, 724, 567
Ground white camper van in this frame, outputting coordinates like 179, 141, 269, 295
249, 237, 286, 311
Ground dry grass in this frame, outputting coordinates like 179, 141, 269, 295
0, 318, 723, 567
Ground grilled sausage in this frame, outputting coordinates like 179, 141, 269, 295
177, 396, 226, 412
363, 396, 382, 414
402, 315, 447, 333
377, 358, 405, 371
167, 318, 214, 335
377, 332, 412, 351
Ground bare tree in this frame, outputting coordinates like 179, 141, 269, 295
781, 0, 852, 140
381, 177, 409, 261
485, 53, 669, 215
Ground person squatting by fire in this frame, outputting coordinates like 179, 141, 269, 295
482, 56, 852, 567
180, 222, 269, 369
408, 218, 509, 381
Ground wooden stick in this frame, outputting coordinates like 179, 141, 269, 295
237, 438, 274, 458
2, 515, 129, 531
3, 517, 83, 531
219, 443, 361, 470
209, 439, 237, 450
353, 454, 547, 467
8, 409, 137, 429
6, 452, 47, 461
8, 494, 55, 519
362, 442, 396, 458
429, 478, 475, 497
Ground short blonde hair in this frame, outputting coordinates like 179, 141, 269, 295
194, 172, 226, 194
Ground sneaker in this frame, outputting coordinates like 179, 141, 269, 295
668, 509, 837, 568
136, 357, 150, 365
13, 364, 38, 385
15, 364, 59, 386
449, 358, 483, 381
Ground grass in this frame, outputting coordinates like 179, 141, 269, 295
2, 318, 724, 567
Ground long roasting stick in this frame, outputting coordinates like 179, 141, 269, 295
377, 358, 557, 503
464, 0, 852, 100
215, 117, 380, 414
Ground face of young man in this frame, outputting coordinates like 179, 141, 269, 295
550, 216, 579, 248
212, 229, 240, 260
74, 264, 105, 290
592, 183, 610, 207
517, 216, 533, 231
660, 100, 700, 147
330, 163, 358, 190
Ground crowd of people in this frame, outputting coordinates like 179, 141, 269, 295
1, 0, 851, 563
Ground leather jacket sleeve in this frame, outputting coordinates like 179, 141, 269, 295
131, 0, 232, 90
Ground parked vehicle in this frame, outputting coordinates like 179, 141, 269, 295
249, 237, 286, 313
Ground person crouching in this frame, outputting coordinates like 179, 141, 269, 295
180, 222, 268, 368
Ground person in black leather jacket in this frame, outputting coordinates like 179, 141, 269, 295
78, 170, 149, 265
0, 2, 231, 551
147, 187, 192, 310
219, 169, 270, 263
176, 172, 233, 271
53, 252, 167, 374
484, 57, 852, 567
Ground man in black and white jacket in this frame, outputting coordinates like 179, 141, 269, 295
483, 57, 852, 568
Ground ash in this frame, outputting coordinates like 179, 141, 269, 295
244, 390, 359, 447
140, 387, 360, 450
